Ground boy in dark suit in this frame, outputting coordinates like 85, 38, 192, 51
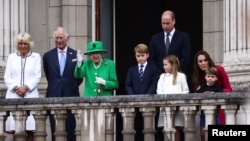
125, 43, 160, 95
125, 43, 160, 141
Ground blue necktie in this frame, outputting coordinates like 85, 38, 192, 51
60, 50, 66, 76
139, 65, 144, 80
165, 32, 170, 54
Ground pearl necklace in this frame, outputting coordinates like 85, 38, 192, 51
93, 59, 102, 69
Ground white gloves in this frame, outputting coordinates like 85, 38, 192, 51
96, 76, 106, 85
76, 50, 84, 67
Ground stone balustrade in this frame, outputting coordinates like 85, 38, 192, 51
0, 92, 249, 141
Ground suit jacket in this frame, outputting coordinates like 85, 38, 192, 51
43, 47, 83, 97
149, 30, 191, 74
125, 62, 159, 95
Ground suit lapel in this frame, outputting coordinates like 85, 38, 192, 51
169, 30, 179, 52
51, 48, 61, 75
64, 47, 75, 75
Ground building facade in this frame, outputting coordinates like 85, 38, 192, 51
0, 0, 250, 97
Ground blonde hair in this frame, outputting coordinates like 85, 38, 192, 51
134, 43, 149, 54
14, 32, 34, 50
164, 55, 181, 85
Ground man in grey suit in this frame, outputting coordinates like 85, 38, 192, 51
43, 27, 83, 141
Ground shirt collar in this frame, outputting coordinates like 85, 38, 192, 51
165, 28, 175, 36
138, 62, 147, 68
58, 46, 68, 53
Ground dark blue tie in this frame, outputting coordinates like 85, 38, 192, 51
139, 65, 144, 80
165, 32, 170, 54
60, 50, 66, 76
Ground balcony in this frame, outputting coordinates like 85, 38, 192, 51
0, 92, 249, 141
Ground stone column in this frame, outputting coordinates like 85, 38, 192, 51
241, 104, 250, 124
13, 111, 28, 141
81, 109, 90, 141
201, 105, 217, 141
72, 109, 82, 141
221, 105, 237, 124
51, 110, 67, 141
0, 0, 28, 97
161, 107, 176, 141
0, 112, 7, 141
235, 105, 246, 124
181, 106, 197, 141
223, 0, 250, 91
119, 108, 136, 141
33, 110, 48, 141
0, 0, 28, 65
140, 107, 156, 141
105, 109, 115, 141
81, 108, 106, 141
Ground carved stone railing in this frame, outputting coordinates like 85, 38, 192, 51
0, 92, 249, 141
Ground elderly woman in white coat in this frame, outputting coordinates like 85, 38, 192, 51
4, 32, 41, 141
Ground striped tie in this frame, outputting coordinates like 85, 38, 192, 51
139, 65, 144, 80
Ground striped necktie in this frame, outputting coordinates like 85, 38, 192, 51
139, 64, 144, 80
60, 50, 66, 76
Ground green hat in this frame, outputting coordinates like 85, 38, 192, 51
84, 41, 107, 55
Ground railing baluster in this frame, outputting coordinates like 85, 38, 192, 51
0, 112, 7, 141
162, 107, 176, 141
140, 107, 156, 141
181, 106, 197, 141
72, 109, 82, 141
13, 111, 27, 141
52, 109, 67, 141
120, 108, 136, 141
105, 109, 115, 141
222, 105, 237, 125
201, 105, 217, 141
33, 110, 47, 141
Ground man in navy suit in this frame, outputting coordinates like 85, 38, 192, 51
149, 10, 191, 141
43, 27, 83, 141
125, 43, 160, 141
149, 10, 191, 75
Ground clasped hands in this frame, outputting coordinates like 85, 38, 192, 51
95, 76, 106, 85
14, 86, 28, 97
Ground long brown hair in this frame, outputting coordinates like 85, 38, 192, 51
164, 55, 180, 85
193, 50, 215, 89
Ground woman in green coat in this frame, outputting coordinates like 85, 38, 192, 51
74, 41, 119, 97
